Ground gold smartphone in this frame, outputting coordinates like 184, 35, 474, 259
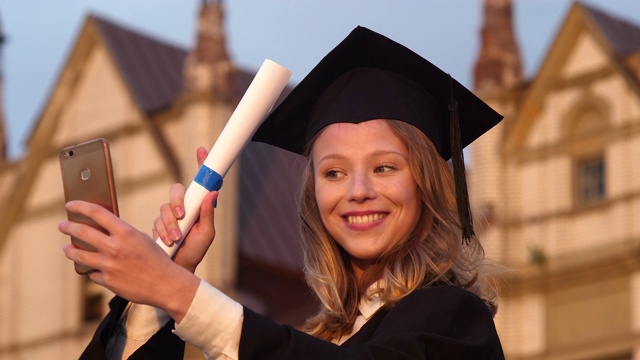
59, 138, 119, 274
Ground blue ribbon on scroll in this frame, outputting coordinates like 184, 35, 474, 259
194, 165, 223, 207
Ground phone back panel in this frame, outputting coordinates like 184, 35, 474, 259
59, 138, 119, 273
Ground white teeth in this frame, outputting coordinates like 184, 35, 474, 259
347, 214, 385, 224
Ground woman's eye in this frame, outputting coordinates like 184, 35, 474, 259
374, 164, 396, 173
325, 170, 343, 179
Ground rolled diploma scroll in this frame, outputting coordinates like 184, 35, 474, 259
156, 59, 292, 257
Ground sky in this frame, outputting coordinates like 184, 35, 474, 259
1, 0, 640, 160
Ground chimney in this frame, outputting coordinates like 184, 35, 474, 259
183, 0, 235, 100
473, 0, 523, 94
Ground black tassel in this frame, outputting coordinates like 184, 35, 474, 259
448, 76, 474, 244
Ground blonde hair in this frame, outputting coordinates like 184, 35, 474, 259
299, 119, 497, 341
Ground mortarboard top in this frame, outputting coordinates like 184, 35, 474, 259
252, 26, 503, 160
252, 26, 503, 242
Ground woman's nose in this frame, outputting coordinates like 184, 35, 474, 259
348, 171, 376, 202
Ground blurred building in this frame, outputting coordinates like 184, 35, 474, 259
472, 1, 640, 359
0, 1, 313, 359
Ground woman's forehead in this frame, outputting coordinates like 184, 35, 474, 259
311, 120, 408, 160
314, 120, 391, 145
316, 119, 391, 138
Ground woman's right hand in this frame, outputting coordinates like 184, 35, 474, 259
153, 147, 218, 273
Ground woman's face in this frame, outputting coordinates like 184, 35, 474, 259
312, 119, 421, 276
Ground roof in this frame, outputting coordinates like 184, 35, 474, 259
239, 142, 305, 271
582, 3, 640, 57
93, 14, 188, 114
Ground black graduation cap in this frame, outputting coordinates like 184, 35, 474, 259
252, 26, 503, 242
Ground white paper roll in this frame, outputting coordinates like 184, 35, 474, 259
156, 59, 292, 257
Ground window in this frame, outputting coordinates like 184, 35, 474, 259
82, 277, 104, 322
564, 100, 609, 208
575, 156, 605, 205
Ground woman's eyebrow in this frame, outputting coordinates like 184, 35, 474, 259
316, 150, 407, 164
370, 150, 408, 159
315, 153, 347, 165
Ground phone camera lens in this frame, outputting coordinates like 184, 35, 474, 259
69, 150, 75, 157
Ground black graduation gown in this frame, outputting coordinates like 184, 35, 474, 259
79, 296, 184, 360
239, 285, 504, 359
81, 286, 503, 359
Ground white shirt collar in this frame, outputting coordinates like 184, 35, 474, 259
359, 281, 385, 320
332, 280, 386, 345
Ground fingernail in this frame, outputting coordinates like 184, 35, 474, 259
174, 206, 184, 217
170, 230, 181, 241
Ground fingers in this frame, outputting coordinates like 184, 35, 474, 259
158, 202, 183, 245
158, 190, 217, 246
154, 144, 208, 247
196, 147, 209, 168
86, 269, 104, 287
154, 204, 172, 245
169, 183, 186, 219
62, 242, 103, 274
196, 191, 218, 239
64, 201, 119, 235
59, 203, 114, 253
153, 183, 186, 246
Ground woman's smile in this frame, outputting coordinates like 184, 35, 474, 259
344, 212, 388, 226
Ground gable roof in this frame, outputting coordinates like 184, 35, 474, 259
503, 2, 640, 156
92, 14, 188, 114
25, 14, 188, 151
582, 3, 640, 57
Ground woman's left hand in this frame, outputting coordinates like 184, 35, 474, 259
153, 147, 217, 273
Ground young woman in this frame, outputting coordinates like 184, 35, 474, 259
60, 26, 505, 359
